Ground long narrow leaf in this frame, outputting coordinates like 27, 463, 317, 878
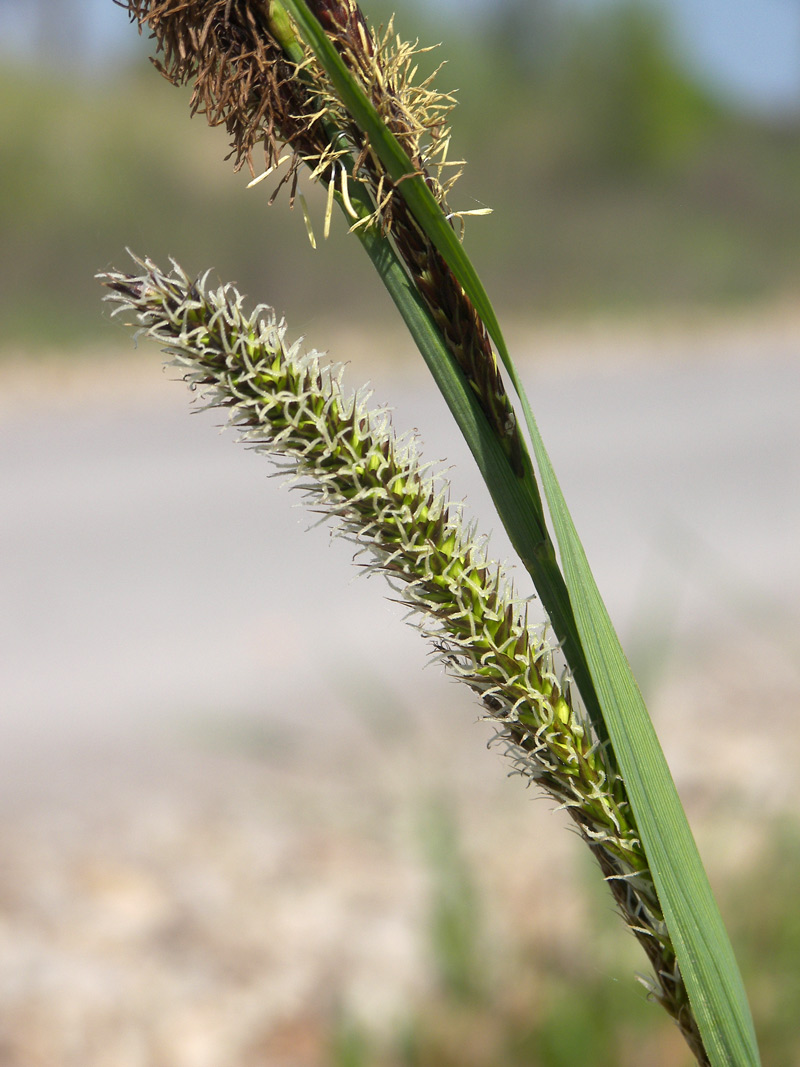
339, 178, 610, 744
520, 393, 761, 1067
277, 0, 612, 745
280, 0, 508, 359
280, 3, 760, 1063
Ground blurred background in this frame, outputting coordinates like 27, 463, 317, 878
1, 1, 799, 1064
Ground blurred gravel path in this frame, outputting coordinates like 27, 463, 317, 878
2, 329, 798, 752
1, 324, 798, 1064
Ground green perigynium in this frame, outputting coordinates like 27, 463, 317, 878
99, 255, 704, 1058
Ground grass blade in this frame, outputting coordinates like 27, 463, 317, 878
344, 186, 612, 743
280, 0, 507, 358
521, 398, 761, 1067
276, 4, 761, 1061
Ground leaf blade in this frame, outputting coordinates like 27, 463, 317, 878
521, 395, 761, 1067
280, 4, 761, 1061
279, 0, 508, 356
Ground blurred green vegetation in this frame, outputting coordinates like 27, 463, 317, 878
2, 1, 799, 350
329, 812, 800, 1067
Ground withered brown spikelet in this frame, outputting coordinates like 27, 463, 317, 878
299, 0, 526, 473
122, 0, 328, 198
122, 0, 525, 474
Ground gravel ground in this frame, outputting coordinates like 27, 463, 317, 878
2, 313, 799, 1065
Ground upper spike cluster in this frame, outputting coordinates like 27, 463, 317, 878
120, 0, 525, 476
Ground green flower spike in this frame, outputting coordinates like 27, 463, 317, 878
98, 254, 707, 1063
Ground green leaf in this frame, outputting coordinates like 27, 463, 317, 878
280, 3, 761, 1063
278, 0, 613, 746
279, 0, 507, 359
521, 396, 761, 1067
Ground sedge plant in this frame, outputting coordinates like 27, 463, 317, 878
100, 2, 761, 1064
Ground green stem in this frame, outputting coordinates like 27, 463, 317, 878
269, 0, 609, 744
342, 187, 608, 746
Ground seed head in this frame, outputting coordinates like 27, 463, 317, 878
98, 254, 707, 1060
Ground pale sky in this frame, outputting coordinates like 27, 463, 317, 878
0, 0, 798, 111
